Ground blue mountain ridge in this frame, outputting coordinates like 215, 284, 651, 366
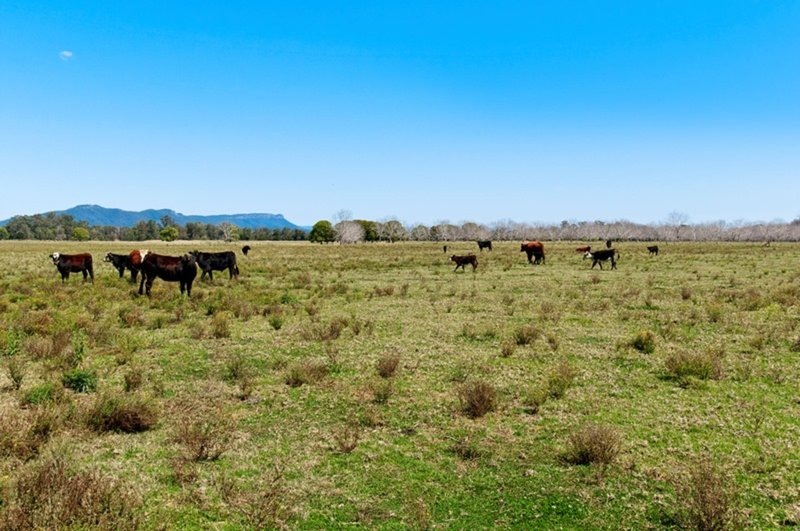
1, 204, 308, 231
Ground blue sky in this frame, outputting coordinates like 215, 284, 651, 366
1, 1, 798, 226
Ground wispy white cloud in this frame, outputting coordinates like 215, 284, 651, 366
59, 50, 73, 61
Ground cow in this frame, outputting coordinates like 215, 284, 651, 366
450, 254, 478, 272
443, 245, 448, 253
189, 250, 239, 281
606, 239, 613, 249
103, 252, 140, 282
49, 252, 93, 283
241, 245, 251, 256
520, 241, 545, 265
647, 245, 659, 256
584, 249, 619, 270
576, 245, 591, 253
477, 240, 493, 252
130, 250, 197, 297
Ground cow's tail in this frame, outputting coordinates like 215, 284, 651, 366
234, 264, 240, 276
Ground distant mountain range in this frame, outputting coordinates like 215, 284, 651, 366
1, 204, 307, 231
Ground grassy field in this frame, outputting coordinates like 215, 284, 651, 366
1, 240, 799, 529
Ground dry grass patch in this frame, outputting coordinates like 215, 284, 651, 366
172, 404, 234, 462
513, 324, 541, 346
85, 393, 158, 433
562, 424, 621, 466
664, 349, 723, 386
285, 359, 329, 387
376, 351, 400, 378
677, 457, 739, 530
458, 379, 497, 418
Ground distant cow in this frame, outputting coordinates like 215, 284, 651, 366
443, 245, 448, 253
520, 241, 545, 265
104, 252, 139, 282
190, 250, 239, 281
450, 254, 478, 272
477, 240, 493, 252
606, 239, 613, 249
576, 245, 591, 253
241, 245, 251, 256
131, 250, 197, 297
584, 249, 619, 270
647, 245, 659, 256
50, 252, 93, 283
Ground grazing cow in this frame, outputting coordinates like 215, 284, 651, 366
576, 245, 591, 253
49, 252, 93, 283
584, 249, 619, 270
647, 245, 659, 256
477, 240, 493, 252
450, 254, 478, 272
443, 245, 448, 253
520, 241, 546, 265
189, 250, 239, 281
131, 251, 197, 297
241, 245, 251, 256
104, 252, 139, 282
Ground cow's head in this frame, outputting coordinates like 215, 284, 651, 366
50, 252, 60, 263
103, 252, 113, 262
129, 249, 149, 266
583, 251, 593, 260
183, 254, 196, 265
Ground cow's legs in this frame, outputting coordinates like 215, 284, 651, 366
138, 275, 146, 295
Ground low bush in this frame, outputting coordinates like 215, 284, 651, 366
62, 368, 97, 393
458, 380, 497, 418
562, 424, 621, 466
678, 457, 738, 530
86, 393, 158, 433
21, 382, 64, 407
664, 350, 723, 385
285, 360, 329, 387
173, 405, 233, 461
514, 324, 541, 346
547, 361, 578, 399
631, 330, 656, 353
376, 351, 400, 378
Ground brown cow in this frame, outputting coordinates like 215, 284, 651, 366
130, 250, 197, 296
576, 245, 591, 253
50, 252, 93, 283
450, 254, 478, 272
520, 241, 545, 265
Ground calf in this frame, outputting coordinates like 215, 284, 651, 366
647, 245, 659, 256
520, 241, 545, 265
189, 250, 239, 281
477, 240, 493, 252
50, 252, 93, 283
576, 245, 591, 253
104, 252, 139, 282
132, 251, 197, 297
241, 245, 251, 256
450, 254, 478, 272
584, 249, 619, 270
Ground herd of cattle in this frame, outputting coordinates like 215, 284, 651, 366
47, 241, 662, 294
448, 241, 660, 272
48, 248, 240, 296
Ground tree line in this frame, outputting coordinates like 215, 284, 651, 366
2, 211, 800, 243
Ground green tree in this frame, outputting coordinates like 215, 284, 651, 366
159, 226, 179, 242
309, 220, 335, 243
355, 220, 379, 242
71, 227, 90, 241
0, 226, 9, 240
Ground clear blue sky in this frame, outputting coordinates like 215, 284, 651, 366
1, 1, 798, 226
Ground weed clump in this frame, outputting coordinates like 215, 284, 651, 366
678, 458, 738, 530
61, 368, 97, 393
500, 339, 516, 358
332, 423, 360, 453
285, 360, 329, 387
0, 408, 56, 460
173, 405, 233, 461
664, 349, 723, 386
547, 361, 578, 399
376, 351, 400, 378
562, 424, 621, 466
0, 454, 141, 530
369, 379, 394, 404
458, 379, 497, 418
631, 330, 656, 353
514, 324, 541, 346
21, 382, 64, 407
6, 357, 26, 390
86, 393, 158, 433
211, 312, 231, 339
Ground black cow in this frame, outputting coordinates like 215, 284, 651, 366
241, 245, 251, 256
450, 254, 478, 272
647, 245, 659, 256
443, 245, 448, 253
104, 252, 140, 282
190, 250, 239, 281
50, 252, 93, 283
134, 252, 197, 297
477, 240, 492, 252
606, 239, 613, 249
584, 249, 619, 270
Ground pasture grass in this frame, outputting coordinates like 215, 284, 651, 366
0, 239, 799, 528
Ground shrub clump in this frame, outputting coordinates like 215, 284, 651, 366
86, 393, 158, 433
630, 330, 656, 353
664, 350, 723, 386
678, 458, 738, 530
173, 405, 233, 462
61, 368, 97, 393
458, 379, 497, 418
562, 424, 621, 466
0, 454, 141, 530
21, 382, 64, 407
547, 361, 578, 399
284, 360, 329, 387
513, 324, 541, 346
376, 351, 400, 378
